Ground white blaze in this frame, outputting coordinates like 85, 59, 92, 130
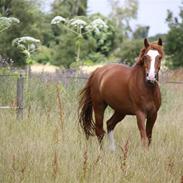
108, 131, 116, 151
146, 50, 159, 80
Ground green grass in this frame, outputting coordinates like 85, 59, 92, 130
0, 78, 182, 183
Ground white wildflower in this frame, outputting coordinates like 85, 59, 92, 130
12, 36, 40, 55
87, 18, 108, 33
51, 16, 66, 24
12, 36, 40, 46
69, 19, 87, 29
22, 50, 30, 58
29, 43, 36, 50
0, 17, 20, 24
8, 17, 20, 24
0, 17, 20, 32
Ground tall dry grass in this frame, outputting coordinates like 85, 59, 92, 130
0, 77, 182, 183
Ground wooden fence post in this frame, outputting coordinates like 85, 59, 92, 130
16, 74, 24, 120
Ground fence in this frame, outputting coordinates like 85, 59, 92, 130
0, 70, 182, 121
0, 74, 24, 120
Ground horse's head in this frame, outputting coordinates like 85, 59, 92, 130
137, 38, 164, 85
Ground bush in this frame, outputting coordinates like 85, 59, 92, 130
114, 39, 143, 66
33, 46, 53, 65
85, 52, 106, 63
50, 13, 119, 68
165, 26, 183, 68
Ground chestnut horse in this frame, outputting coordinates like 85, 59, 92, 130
79, 38, 164, 150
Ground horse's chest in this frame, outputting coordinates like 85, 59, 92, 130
134, 92, 160, 112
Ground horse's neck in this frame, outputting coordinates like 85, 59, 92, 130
133, 65, 146, 85
132, 65, 159, 91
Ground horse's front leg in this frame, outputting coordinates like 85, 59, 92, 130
146, 112, 157, 145
136, 111, 148, 147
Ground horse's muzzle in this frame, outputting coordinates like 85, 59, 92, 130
146, 73, 158, 85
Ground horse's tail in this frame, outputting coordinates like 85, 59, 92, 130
78, 74, 95, 139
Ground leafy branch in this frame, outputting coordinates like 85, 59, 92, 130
51, 16, 108, 64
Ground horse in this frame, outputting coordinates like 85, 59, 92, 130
78, 38, 164, 150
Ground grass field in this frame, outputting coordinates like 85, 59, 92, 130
0, 76, 183, 183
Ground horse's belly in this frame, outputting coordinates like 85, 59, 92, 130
109, 100, 134, 114
102, 92, 135, 115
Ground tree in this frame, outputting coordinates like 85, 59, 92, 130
114, 39, 143, 66
165, 2, 183, 68
0, 0, 45, 65
133, 25, 149, 39
50, 13, 116, 67
51, 0, 87, 18
109, 0, 138, 38
49, 0, 89, 67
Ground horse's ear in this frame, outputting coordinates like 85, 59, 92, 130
144, 38, 149, 48
158, 38, 163, 46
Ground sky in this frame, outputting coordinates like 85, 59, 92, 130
45, 0, 182, 36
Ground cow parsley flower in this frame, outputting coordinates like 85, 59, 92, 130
8, 17, 20, 24
12, 36, 40, 57
51, 16, 66, 24
12, 36, 40, 46
87, 18, 108, 33
69, 19, 87, 29
0, 17, 20, 24
92, 19, 108, 31
0, 17, 20, 32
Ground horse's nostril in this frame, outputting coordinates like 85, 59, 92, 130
155, 73, 158, 80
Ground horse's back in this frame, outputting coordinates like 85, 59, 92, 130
98, 63, 130, 84
90, 64, 134, 113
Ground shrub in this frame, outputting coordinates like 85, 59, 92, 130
33, 46, 53, 65
114, 39, 143, 66
165, 26, 183, 68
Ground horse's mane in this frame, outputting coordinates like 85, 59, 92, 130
135, 42, 164, 66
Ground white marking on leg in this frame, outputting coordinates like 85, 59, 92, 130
108, 131, 116, 151
146, 50, 159, 80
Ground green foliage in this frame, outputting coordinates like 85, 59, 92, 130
33, 46, 53, 65
84, 52, 106, 63
51, 32, 76, 68
51, 0, 87, 18
165, 3, 183, 68
133, 25, 149, 39
50, 13, 118, 67
165, 27, 183, 68
0, 0, 148, 68
148, 33, 166, 42
49, 0, 89, 67
115, 39, 143, 66
165, 26, 183, 68
86, 14, 116, 56
0, 0, 47, 65
110, 0, 138, 37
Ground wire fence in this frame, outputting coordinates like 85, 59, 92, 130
0, 69, 183, 120
0, 74, 24, 119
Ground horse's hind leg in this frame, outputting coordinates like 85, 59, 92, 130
107, 111, 125, 151
93, 102, 106, 144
